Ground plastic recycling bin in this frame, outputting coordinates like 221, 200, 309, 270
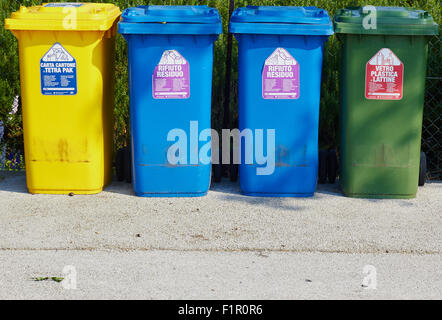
334, 7, 438, 198
118, 6, 222, 197
5, 3, 121, 194
230, 6, 333, 197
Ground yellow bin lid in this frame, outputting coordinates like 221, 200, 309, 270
5, 2, 121, 31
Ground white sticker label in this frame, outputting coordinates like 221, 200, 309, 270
40, 43, 77, 96
152, 50, 190, 99
262, 48, 300, 100
44, 3, 84, 7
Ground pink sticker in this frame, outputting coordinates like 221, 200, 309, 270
262, 48, 300, 100
153, 50, 190, 99
365, 48, 403, 100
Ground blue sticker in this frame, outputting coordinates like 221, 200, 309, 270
40, 43, 77, 96
44, 3, 84, 7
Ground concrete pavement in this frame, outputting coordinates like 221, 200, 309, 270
0, 250, 441, 300
0, 172, 440, 299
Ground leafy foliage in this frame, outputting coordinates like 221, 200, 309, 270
0, 0, 440, 173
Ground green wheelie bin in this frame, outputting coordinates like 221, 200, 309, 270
334, 6, 438, 198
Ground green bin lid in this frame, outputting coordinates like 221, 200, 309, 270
334, 6, 439, 35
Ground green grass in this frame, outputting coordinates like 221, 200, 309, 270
32, 277, 64, 283
0, 0, 440, 169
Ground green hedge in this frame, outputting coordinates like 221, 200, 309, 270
0, 0, 440, 167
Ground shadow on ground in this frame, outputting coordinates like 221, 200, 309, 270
0, 171, 28, 194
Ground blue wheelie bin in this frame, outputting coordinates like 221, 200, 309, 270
230, 6, 333, 197
119, 6, 222, 197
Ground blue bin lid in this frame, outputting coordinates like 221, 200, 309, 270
230, 6, 334, 35
119, 5, 222, 35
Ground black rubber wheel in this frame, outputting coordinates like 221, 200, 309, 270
213, 148, 222, 183
229, 149, 238, 182
115, 148, 126, 182
327, 149, 338, 184
213, 163, 222, 183
229, 164, 238, 182
418, 151, 426, 186
124, 146, 132, 184
318, 150, 327, 184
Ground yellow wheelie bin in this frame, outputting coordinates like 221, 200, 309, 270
5, 3, 121, 194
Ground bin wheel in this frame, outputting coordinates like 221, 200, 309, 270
229, 148, 238, 182
419, 152, 426, 186
230, 164, 238, 182
318, 150, 327, 184
213, 147, 222, 183
124, 146, 132, 184
213, 163, 222, 183
327, 149, 338, 184
116, 148, 126, 182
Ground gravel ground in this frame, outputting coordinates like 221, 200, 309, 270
0, 172, 440, 299
0, 172, 440, 253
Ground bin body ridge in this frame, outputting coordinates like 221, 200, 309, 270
127, 34, 216, 196
340, 35, 429, 198
119, 5, 222, 197
230, 6, 334, 197
237, 34, 326, 196
334, 6, 438, 198
5, 3, 121, 194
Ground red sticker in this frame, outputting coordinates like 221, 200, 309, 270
365, 48, 403, 100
